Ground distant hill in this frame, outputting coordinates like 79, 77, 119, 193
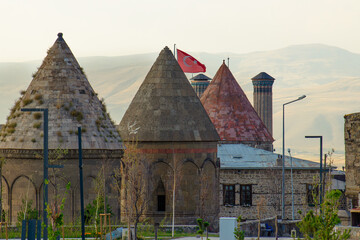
1, 44, 360, 167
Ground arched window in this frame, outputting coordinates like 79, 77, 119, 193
156, 180, 166, 212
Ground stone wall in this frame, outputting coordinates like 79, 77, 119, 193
124, 141, 220, 226
0, 149, 122, 224
219, 168, 319, 220
344, 113, 360, 207
335, 226, 360, 240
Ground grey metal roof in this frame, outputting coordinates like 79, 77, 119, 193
190, 74, 212, 81
219, 143, 321, 170
251, 72, 275, 81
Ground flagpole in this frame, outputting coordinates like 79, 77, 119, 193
174, 44, 176, 60
227, 57, 230, 69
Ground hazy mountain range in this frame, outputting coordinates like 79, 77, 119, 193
1, 44, 360, 168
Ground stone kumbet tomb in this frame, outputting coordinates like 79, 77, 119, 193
0, 33, 123, 223
200, 62, 274, 151
118, 46, 220, 224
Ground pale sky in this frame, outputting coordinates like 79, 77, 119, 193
1, 0, 360, 62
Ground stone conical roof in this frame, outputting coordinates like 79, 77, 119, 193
200, 62, 274, 143
118, 47, 219, 142
0, 33, 123, 149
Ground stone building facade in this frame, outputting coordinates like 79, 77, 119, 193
218, 144, 320, 220
0, 33, 123, 224
344, 113, 360, 209
118, 47, 220, 225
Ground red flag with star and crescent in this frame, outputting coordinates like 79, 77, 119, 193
177, 49, 206, 73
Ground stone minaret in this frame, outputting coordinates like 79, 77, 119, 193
190, 73, 211, 98
251, 72, 275, 135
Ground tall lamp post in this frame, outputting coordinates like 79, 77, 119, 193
21, 108, 49, 240
305, 135, 323, 205
282, 95, 306, 220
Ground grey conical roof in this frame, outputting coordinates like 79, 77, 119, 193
0, 33, 123, 150
251, 72, 275, 80
119, 46, 219, 142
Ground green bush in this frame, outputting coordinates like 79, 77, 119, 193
84, 196, 113, 225
17, 199, 39, 227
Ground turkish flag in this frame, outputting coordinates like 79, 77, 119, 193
177, 49, 206, 73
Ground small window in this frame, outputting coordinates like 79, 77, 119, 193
307, 184, 318, 206
223, 185, 235, 206
157, 195, 165, 211
240, 185, 252, 206
79, 90, 86, 94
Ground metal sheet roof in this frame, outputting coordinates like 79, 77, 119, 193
219, 143, 321, 170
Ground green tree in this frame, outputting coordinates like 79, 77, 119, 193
234, 216, 245, 240
46, 182, 71, 240
297, 189, 351, 240
114, 139, 149, 240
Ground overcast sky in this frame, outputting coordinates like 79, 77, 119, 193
1, 0, 359, 62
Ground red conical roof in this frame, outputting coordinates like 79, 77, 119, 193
200, 62, 274, 143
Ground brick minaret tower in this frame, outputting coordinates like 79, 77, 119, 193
251, 72, 275, 135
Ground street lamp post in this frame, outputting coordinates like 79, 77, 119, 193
21, 108, 49, 240
305, 135, 323, 205
282, 95, 306, 220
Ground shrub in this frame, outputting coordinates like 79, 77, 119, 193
8, 122, 17, 128
7, 128, 15, 134
34, 94, 42, 100
17, 199, 39, 227
33, 113, 42, 120
23, 99, 33, 106
33, 122, 41, 129
70, 110, 83, 122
